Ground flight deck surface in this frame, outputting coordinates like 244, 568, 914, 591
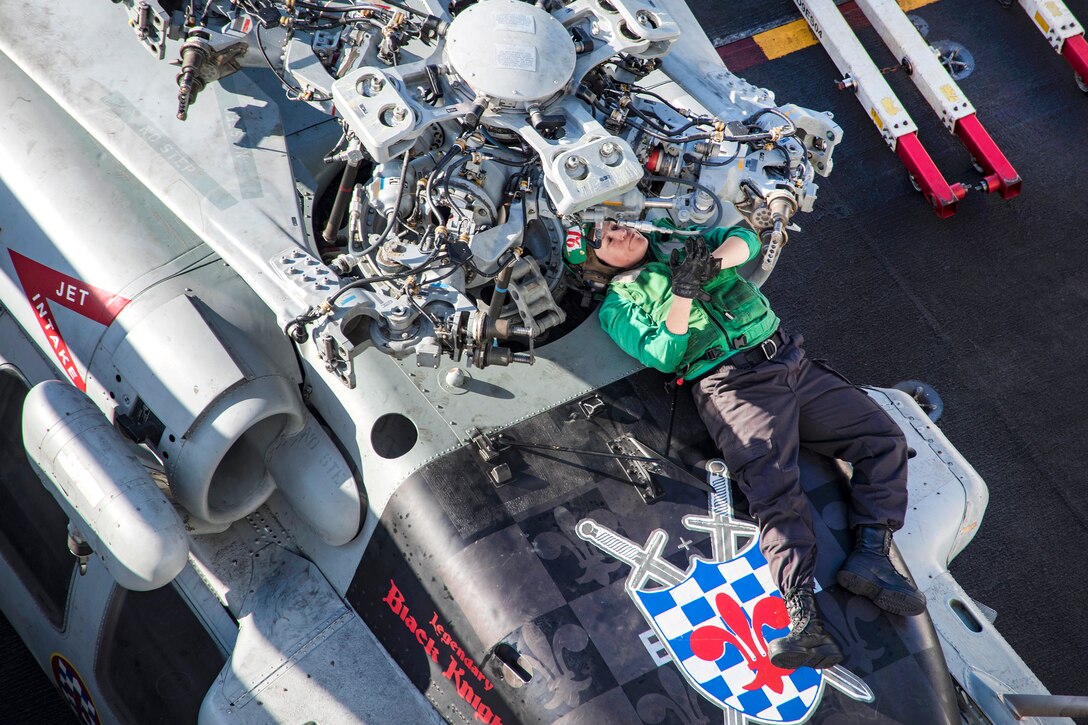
710, 0, 1088, 703
1, 0, 1087, 721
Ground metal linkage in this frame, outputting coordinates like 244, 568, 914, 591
1064, 35, 1088, 91
955, 115, 1021, 198
1015, 0, 1088, 92
793, 0, 966, 217
857, 0, 1021, 199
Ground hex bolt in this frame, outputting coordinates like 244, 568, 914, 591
564, 155, 588, 179
361, 75, 385, 96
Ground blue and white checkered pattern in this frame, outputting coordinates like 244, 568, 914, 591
52, 655, 100, 725
633, 543, 824, 724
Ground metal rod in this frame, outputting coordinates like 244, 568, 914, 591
1002, 694, 1088, 718
495, 436, 658, 462
322, 157, 362, 245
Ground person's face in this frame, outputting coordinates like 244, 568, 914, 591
595, 221, 648, 269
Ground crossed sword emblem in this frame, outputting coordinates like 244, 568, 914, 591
576, 459, 874, 723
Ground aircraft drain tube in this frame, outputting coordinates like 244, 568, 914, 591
22, 381, 189, 591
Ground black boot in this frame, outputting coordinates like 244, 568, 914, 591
768, 588, 844, 670
837, 525, 927, 616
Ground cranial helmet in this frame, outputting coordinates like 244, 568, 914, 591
563, 223, 627, 292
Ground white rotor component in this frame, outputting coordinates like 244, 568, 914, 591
444, 0, 576, 106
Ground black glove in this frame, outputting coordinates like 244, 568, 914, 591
669, 238, 716, 301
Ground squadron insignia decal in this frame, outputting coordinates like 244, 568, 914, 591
50, 653, 101, 725
577, 460, 874, 724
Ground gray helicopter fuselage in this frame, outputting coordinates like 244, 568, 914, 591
0, 0, 1067, 723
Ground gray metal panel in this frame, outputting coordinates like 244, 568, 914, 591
874, 387, 988, 571
0, 0, 312, 325
927, 571, 1069, 725
112, 295, 245, 436
0, 48, 205, 303
198, 546, 443, 725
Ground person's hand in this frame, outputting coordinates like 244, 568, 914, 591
670, 238, 716, 301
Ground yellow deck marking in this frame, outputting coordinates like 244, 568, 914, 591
899, 0, 938, 10
757, 19, 818, 60
754, 0, 941, 61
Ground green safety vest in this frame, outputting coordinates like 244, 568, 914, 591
598, 224, 779, 380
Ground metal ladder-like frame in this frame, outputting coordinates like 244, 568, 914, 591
1014, 0, 1088, 92
856, 0, 1021, 199
793, 0, 1022, 216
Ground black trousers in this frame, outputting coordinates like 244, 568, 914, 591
692, 334, 909, 593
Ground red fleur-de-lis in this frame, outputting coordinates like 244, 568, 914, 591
689, 592, 795, 693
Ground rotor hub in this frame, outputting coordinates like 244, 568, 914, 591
444, 0, 576, 108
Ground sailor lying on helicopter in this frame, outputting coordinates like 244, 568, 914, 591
568, 218, 928, 670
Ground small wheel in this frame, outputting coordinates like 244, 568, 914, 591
933, 41, 975, 81
970, 156, 985, 174
893, 380, 944, 422
908, 173, 922, 193
1076, 73, 1088, 94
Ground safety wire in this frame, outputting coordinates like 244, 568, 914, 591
287, 128, 530, 340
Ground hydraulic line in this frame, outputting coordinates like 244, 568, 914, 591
487, 263, 515, 321
356, 149, 411, 258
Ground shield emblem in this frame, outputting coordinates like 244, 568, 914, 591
576, 458, 871, 724
631, 542, 825, 724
